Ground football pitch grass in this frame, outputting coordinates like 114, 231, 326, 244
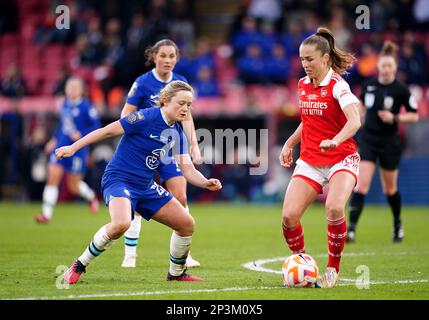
0, 202, 428, 300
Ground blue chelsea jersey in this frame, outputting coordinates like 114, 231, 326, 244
126, 69, 188, 110
55, 98, 101, 146
104, 108, 189, 185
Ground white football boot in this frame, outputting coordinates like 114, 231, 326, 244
186, 253, 201, 268
121, 254, 137, 268
317, 267, 339, 288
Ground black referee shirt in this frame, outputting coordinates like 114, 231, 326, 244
361, 78, 418, 139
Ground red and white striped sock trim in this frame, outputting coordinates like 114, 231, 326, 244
327, 216, 346, 226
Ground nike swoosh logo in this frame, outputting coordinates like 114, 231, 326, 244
149, 134, 158, 139
150, 94, 158, 100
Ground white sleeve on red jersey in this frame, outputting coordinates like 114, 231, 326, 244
332, 80, 360, 109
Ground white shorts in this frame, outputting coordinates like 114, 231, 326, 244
291, 152, 360, 194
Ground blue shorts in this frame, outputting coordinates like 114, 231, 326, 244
49, 147, 89, 175
158, 156, 183, 184
101, 173, 173, 221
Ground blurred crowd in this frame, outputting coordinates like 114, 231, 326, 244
1, 0, 429, 203
0, 0, 428, 102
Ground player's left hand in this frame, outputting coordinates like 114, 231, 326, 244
320, 139, 338, 152
377, 110, 395, 124
55, 146, 75, 159
205, 178, 222, 191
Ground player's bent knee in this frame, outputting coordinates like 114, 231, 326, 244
110, 221, 131, 238
325, 203, 344, 219
177, 215, 195, 236
282, 215, 300, 229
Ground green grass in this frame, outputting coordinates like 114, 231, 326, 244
0, 202, 428, 300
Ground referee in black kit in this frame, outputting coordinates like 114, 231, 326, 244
347, 41, 419, 243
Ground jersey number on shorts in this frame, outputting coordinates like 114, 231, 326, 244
150, 182, 169, 196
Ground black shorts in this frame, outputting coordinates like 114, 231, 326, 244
359, 134, 401, 170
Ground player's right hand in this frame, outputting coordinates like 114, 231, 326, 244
55, 146, 75, 159
205, 178, 222, 191
279, 144, 293, 167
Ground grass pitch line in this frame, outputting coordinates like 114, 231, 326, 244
12, 286, 284, 300
241, 253, 429, 285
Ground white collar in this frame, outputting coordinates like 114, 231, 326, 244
319, 68, 333, 86
152, 69, 173, 83
160, 108, 174, 127
303, 68, 333, 86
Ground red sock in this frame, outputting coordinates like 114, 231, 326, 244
327, 216, 347, 272
282, 223, 305, 254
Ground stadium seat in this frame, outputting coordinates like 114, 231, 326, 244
192, 97, 222, 115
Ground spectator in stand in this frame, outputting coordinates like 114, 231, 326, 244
188, 38, 215, 83
1, 64, 26, 97
71, 34, 104, 68
103, 18, 125, 67
266, 43, 290, 84
168, 0, 195, 50
237, 43, 267, 84
259, 21, 279, 56
53, 66, 72, 96
282, 20, 307, 56
328, 6, 352, 50
398, 40, 428, 84
193, 65, 220, 98
86, 16, 104, 53
247, 0, 282, 23
231, 16, 262, 58
356, 43, 378, 79
126, 13, 151, 51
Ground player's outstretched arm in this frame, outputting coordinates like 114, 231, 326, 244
55, 121, 124, 159
174, 154, 222, 191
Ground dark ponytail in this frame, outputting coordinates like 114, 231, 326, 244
144, 39, 180, 67
302, 27, 356, 75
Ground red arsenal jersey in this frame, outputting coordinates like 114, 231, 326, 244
298, 68, 360, 166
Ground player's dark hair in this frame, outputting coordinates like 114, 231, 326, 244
302, 27, 356, 75
380, 41, 399, 60
158, 80, 194, 108
144, 39, 180, 67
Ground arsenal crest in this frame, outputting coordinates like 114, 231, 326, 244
321, 88, 328, 97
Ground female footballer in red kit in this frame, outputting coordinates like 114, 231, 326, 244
279, 27, 361, 288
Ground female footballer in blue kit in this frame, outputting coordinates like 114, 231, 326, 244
35, 77, 101, 223
56, 81, 221, 284
120, 39, 202, 268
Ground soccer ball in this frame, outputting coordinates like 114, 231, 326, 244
282, 253, 319, 288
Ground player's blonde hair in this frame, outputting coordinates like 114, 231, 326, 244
144, 39, 180, 67
157, 80, 194, 108
302, 27, 356, 75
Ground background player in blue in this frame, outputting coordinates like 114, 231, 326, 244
120, 39, 203, 268
55, 81, 222, 284
35, 77, 101, 223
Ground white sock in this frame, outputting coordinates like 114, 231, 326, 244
78, 225, 116, 266
78, 181, 95, 202
42, 185, 58, 219
169, 232, 192, 276
124, 215, 142, 256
